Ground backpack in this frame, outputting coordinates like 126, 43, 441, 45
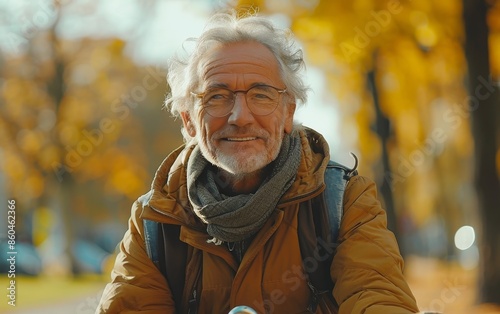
142, 159, 358, 313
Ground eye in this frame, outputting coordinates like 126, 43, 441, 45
210, 93, 227, 100
205, 89, 232, 103
254, 93, 272, 99
249, 86, 276, 101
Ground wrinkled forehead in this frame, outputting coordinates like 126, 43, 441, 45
198, 41, 283, 87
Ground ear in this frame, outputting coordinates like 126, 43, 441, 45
284, 102, 296, 134
180, 111, 196, 137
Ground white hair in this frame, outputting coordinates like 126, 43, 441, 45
164, 11, 309, 140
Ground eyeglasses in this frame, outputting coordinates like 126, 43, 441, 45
191, 84, 287, 117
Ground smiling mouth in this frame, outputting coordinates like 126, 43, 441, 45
225, 137, 258, 142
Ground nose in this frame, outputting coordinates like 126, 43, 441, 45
227, 93, 255, 126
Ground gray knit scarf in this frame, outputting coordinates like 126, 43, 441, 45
186, 132, 302, 245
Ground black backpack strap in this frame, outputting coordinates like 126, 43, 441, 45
141, 192, 187, 314
161, 223, 187, 313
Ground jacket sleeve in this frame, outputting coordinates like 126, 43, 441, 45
331, 175, 419, 314
95, 198, 176, 314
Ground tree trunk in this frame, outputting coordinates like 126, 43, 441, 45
462, 0, 500, 305
367, 69, 402, 254
46, 22, 80, 275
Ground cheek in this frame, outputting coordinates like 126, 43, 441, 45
265, 111, 288, 135
194, 112, 224, 141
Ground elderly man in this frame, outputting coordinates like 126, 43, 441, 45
96, 12, 419, 314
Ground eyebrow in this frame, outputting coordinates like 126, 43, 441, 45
205, 82, 229, 89
205, 82, 271, 90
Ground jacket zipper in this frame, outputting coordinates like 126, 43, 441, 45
187, 264, 202, 314
306, 281, 320, 313
188, 289, 197, 314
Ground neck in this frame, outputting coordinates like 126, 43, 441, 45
216, 166, 271, 195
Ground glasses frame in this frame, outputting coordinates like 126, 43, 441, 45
190, 84, 287, 117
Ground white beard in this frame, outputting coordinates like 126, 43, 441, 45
210, 143, 279, 175
197, 126, 284, 176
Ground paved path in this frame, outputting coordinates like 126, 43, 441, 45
4, 289, 103, 314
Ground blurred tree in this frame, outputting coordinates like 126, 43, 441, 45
250, 0, 498, 305
238, 0, 472, 261
0, 1, 182, 274
463, 0, 500, 305
367, 65, 400, 250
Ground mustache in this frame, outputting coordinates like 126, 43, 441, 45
213, 126, 270, 139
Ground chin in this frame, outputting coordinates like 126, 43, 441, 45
218, 155, 269, 175
200, 141, 280, 176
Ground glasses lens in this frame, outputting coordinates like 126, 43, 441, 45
247, 85, 280, 115
202, 88, 234, 117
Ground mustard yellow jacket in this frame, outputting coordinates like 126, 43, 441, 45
96, 128, 419, 314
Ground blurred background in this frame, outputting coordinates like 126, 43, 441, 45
0, 0, 499, 313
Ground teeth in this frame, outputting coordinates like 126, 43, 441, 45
226, 137, 256, 141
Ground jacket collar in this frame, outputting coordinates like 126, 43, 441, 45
141, 127, 330, 226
